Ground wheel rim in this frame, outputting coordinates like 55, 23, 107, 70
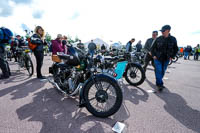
127, 66, 142, 83
88, 81, 117, 113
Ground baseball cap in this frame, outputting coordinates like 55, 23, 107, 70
160, 25, 171, 32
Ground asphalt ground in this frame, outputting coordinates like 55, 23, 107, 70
0, 55, 200, 133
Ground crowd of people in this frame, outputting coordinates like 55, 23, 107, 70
1, 24, 199, 91
183, 44, 200, 60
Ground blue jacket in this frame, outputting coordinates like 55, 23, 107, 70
31, 34, 45, 51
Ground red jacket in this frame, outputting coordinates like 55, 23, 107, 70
52, 39, 64, 55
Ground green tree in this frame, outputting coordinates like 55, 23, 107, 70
45, 32, 52, 42
75, 36, 80, 42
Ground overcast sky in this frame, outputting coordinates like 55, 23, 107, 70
0, 0, 200, 46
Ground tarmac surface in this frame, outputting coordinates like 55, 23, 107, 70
0, 55, 200, 133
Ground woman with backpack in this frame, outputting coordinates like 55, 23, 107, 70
30, 26, 47, 79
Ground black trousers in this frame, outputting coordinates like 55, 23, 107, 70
34, 50, 44, 77
143, 52, 154, 71
0, 47, 10, 77
194, 52, 199, 60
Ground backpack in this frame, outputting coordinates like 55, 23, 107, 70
27, 37, 37, 51
0, 27, 13, 44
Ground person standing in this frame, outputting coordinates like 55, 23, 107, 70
136, 40, 142, 52
126, 38, 135, 53
16, 35, 26, 48
143, 31, 158, 72
184, 45, 191, 60
101, 44, 106, 55
150, 25, 178, 91
198, 44, 200, 60
77, 40, 85, 51
194, 44, 199, 60
188, 45, 192, 60
52, 34, 65, 55
0, 27, 13, 79
88, 40, 96, 57
31, 26, 46, 79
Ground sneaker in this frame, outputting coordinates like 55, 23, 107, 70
157, 85, 163, 92
161, 85, 166, 89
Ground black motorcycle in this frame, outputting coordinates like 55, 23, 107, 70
48, 46, 123, 118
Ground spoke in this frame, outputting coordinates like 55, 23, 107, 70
88, 97, 96, 102
105, 84, 111, 92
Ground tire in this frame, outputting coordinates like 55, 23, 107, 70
84, 76, 122, 118
25, 57, 34, 76
168, 60, 173, 65
172, 55, 178, 62
124, 63, 145, 86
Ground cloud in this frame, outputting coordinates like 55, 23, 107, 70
12, 0, 32, 4
192, 31, 200, 35
0, 0, 13, 17
21, 23, 31, 31
32, 10, 44, 19
70, 12, 80, 20
0, 0, 33, 17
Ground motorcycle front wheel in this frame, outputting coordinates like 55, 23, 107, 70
124, 63, 145, 86
84, 76, 122, 118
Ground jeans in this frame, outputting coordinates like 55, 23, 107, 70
194, 52, 199, 60
34, 50, 44, 77
89, 50, 95, 57
184, 52, 189, 59
154, 59, 169, 86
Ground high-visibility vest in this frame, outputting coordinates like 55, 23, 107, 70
198, 47, 200, 52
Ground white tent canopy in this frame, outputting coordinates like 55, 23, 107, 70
84, 38, 109, 50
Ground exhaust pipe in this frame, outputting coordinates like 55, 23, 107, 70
47, 78, 82, 96
47, 78, 67, 95
69, 83, 83, 96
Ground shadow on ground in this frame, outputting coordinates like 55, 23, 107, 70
16, 88, 130, 133
146, 79, 200, 133
0, 78, 46, 100
120, 82, 149, 105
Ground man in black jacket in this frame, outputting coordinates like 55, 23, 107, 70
126, 38, 135, 53
150, 25, 178, 91
143, 31, 158, 72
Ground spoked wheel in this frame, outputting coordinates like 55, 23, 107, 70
84, 77, 122, 118
124, 63, 145, 86
25, 57, 34, 76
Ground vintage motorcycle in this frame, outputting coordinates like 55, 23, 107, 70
48, 46, 123, 118
94, 52, 146, 86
